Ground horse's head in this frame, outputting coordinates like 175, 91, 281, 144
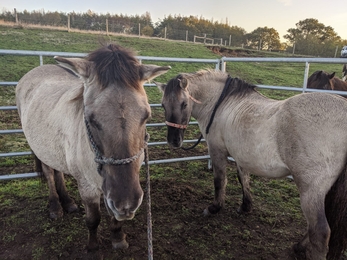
55, 44, 170, 221
157, 75, 193, 148
307, 70, 335, 90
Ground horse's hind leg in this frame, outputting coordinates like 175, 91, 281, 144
298, 190, 330, 260
236, 165, 253, 214
54, 171, 78, 213
41, 163, 64, 219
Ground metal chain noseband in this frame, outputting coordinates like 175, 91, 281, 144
84, 113, 147, 175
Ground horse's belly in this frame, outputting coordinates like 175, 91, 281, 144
249, 164, 291, 178
237, 152, 290, 179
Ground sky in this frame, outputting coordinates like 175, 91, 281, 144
1, 0, 346, 41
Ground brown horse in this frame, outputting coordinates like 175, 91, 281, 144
343, 64, 347, 81
16, 43, 170, 250
307, 70, 347, 95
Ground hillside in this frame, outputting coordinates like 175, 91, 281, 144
1, 25, 344, 88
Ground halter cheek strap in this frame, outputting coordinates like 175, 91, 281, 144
189, 94, 202, 104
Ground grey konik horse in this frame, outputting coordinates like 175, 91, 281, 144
16, 43, 170, 250
157, 70, 347, 260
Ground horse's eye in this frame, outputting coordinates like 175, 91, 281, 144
88, 113, 102, 131
181, 102, 187, 110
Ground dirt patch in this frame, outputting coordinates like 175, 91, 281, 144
207, 46, 258, 57
0, 144, 309, 260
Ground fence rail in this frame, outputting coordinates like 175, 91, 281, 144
0, 49, 221, 180
1, 49, 347, 180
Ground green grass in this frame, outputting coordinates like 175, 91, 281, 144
0, 25, 341, 259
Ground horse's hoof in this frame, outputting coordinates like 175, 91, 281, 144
49, 210, 64, 220
203, 205, 222, 216
86, 244, 99, 252
203, 208, 211, 216
292, 243, 306, 259
64, 203, 78, 213
112, 239, 129, 250
237, 205, 252, 214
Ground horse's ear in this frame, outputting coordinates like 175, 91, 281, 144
141, 65, 171, 82
154, 82, 166, 93
54, 56, 91, 79
179, 77, 188, 90
330, 72, 336, 79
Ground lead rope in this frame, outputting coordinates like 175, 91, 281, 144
144, 141, 153, 260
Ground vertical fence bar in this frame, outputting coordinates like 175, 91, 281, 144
302, 61, 310, 92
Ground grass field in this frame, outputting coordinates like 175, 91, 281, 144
0, 25, 347, 260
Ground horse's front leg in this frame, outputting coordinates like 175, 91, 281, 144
83, 197, 101, 251
236, 165, 253, 214
204, 150, 228, 216
110, 216, 128, 249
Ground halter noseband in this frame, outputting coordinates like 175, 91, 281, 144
84, 114, 149, 175
165, 121, 187, 129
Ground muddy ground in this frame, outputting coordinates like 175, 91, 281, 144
0, 142, 309, 260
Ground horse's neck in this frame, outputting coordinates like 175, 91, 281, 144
190, 78, 269, 131
190, 76, 228, 123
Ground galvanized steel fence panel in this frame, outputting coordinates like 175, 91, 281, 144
1, 49, 347, 180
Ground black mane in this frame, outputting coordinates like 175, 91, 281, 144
87, 43, 141, 89
225, 77, 257, 98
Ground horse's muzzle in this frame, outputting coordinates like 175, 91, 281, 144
104, 196, 143, 221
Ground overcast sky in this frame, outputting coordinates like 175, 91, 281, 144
1, 0, 346, 41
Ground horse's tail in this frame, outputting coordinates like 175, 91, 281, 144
325, 164, 347, 260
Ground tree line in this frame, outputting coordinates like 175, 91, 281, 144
1, 8, 346, 57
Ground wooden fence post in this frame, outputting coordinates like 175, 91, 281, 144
106, 19, 108, 36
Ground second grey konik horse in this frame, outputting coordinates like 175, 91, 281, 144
16, 43, 170, 250
157, 70, 347, 260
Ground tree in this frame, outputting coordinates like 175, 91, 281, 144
246, 27, 281, 50
284, 18, 342, 57
141, 25, 154, 36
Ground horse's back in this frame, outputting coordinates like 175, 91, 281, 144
16, 64, 84, 173
16, 64, 81, 112
278, 92, 347, 173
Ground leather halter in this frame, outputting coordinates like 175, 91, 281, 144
165, 76, 232, 133
165, 90, 201, 129
165, 75, 232, 150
